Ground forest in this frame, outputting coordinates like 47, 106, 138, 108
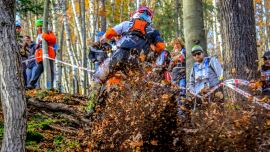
0, 0, 270, 151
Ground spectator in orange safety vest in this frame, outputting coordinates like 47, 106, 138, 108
27, 19, 56, 89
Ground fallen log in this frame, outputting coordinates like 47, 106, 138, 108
49, 124, 77, 135
27, 98, 76, 114
27, 98, 90, 124
40, 110, 81, 126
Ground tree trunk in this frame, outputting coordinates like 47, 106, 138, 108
51, 0, 59, 90
264, 0, 269, 50
89, 0, 95, 39
0, 0, 27, 151
183, 0, 206, 82
62, 0, 79, 94
220, 0, 258, 100
63, 65, 70, 93
81, 0, 88, 95
71, 0, 83, 46
212, 0, 218, 56
28, 12, 34, 39
42, 0, 53, 89
55, 24, 64, 92
137, 0, 140, 9
93, 0, 99, 40
100, 0, 107, 32
111, 0, 115, 25
176, 0, 183, 37
216, 0, 223, 61
120, 0, 124, 22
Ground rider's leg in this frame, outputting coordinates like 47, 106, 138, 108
94, 48, 129, 83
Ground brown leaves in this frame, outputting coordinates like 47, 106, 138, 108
231, 68, 237, 74
129, 140, 143, 148
150, 139, 158, 145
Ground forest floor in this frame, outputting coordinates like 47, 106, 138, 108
1, 67, 270, 151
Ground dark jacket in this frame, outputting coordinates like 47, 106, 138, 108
26, 42, 37, 69
88, 42, 111, 63
261, 65, 270, 95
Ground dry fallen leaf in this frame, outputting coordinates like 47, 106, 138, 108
150, 139, 158, 145
231, 68, 236, 74
129, 140, 143, 148
161, 94, 169, 100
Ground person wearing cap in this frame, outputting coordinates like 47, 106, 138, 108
94, 6, 165, 83
188, 45, 223, 95
88, 31, 111, 71
249, 51, 270, 96
16, 21, 28, 86
27, 19, 57, 89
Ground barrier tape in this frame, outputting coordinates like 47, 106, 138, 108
188, 79, 270, 110
21, 56, 270, 110
223, 83, 252, 99
45, 56, 95, 73
224, 83, 270, 110
224, 79, 250, 86
22, 57, 36, 64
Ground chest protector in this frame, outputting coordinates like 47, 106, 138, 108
129, 19, 149, 37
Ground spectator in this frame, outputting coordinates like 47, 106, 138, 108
27, 19, 57, 89
170, 38, 186, 94
23, 36, 39, 88
188, 45, 223, 95
16, 21, 28, 86
249, 51, 270, 96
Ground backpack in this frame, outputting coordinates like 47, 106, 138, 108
192, 57, 217, 83
129, 18, 149, 37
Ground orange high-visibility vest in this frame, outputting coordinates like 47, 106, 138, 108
35, 32, 56, 63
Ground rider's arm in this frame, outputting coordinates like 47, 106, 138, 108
103, 21, 130, 40
151, 30, 165, 53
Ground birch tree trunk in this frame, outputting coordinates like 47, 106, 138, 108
55, 24, 64, 92
28, 12, 34, 39
89, 0, 95, 39
264, 0, 269, 50
212, 0, 218, 56
120, 0, 124, 22
175, 0, 183, 37
101, 0, 107, 32
183, 0, 206, 82
220, 0, 258, 100
93, 0, 99, 41
216, 0, 223, 61
111, 0, 115, 25
42, 0, 53, 89
0, 0, 27, 151
62, 0, 79, 94
63, 65, 70, 93
71, 0, 83, 45
137, 0, 140, 10
51, 0, 59, 89
81, 0, 88, 95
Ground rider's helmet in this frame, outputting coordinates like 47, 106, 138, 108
135, 6, 154, 19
